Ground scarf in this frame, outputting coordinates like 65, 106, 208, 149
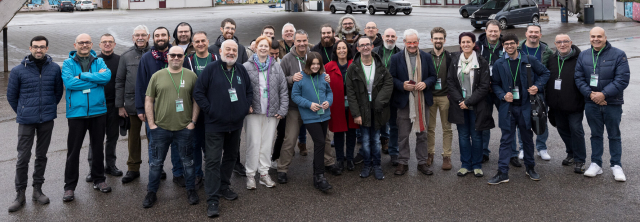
151, 49, 168, 64
404, 50, 427, 133
458, 51, 479, 75
252, 53, 271, 71
558, 48, 574, 60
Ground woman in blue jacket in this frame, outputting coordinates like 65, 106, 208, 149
291, 52, 333, 193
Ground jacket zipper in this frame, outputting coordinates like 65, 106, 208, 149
39, 70, 43, 123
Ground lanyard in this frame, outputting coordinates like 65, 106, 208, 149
296, 54, 307, 71
434, 53, 444, 74
284, 42, 291, 53
557, 56, 566, 79
459, 63, 469, 84
194, 53, 211, 70
310, 74, 322, 104
527, 44, 540, 58
167, 68, 184, 98
507, 55, 521, 87
591, 48, 603, 73
382, 48, 393, 68
323, 47, 331, 62
488, 40, 499, 64
361, 59, 374, 89
220, 65, 235, 88
255, 58, 271, 82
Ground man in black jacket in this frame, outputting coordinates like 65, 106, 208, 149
208, 18, 248, 65
363, 22, 383, 48
310, 24, 335, 65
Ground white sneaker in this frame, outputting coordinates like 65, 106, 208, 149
611, 165, 627, 182
538, 150, 551, 161
270, 161, 278, 169
518, 150, 524, 160
259, 174, 276, 188
246, 177, 256, 190
583, 163, 603, 177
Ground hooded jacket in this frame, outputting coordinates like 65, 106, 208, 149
545, 45, 584, 113
135, 45, 171, 114
243, 57, 289, 117
477, 33, 504, 66
345, 52, 394, 129
280, 45, 312, 109
172, 23, 196, 55
388, 49, 438, 109
575, 41, 630, 105
518, 39, 554, 68
7, 55, 64, 124
183, 49, 218, 75
208, 35, 249, 64
325, 60, 359, 132
365, 33, 383, 49
116, 45, 150, 115
61, 50, 111, 118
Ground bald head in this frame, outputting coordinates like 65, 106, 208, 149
167, 46, 185, 71
382, 28, 397, 50
364, 22, 378, 39
589, 27, 607, 51
74, 33, 93, 57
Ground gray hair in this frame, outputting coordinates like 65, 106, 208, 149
338, 14, 361, 34
282, 23, 296, 35
293, 29, 308, 41
132, 25, 149, 35
403, 29, 420, 41
221, 39, 238, 49
486, 20, 500, 30
556, 33, 572, 41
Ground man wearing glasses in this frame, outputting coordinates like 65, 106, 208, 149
209, 18, 249, 66
336, 14, 363, 51
388, 29, 437, 176
363, 22, 382, 48
62, 33, 113, 202
172, 22, 196, 55
116, 25, 151, 184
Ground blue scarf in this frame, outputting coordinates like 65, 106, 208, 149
252, 54, 270, 72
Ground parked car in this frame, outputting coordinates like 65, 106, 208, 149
459, 0, 489, 18
367, 0, 412, 15
470, 0, 539, 29
330, 0, 368, 14
58, 1, 74, 12
75, 0, 95, 11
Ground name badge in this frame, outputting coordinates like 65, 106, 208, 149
344, 95, 349, 107
317, 108, 325, 115
590, 74, 598, 87
512, 88, 520, 100
368, 92, 372, 101
176, 98, 184, 112
489, 65, 493, 77
462, 88, 467, 98
435, 78, 442, 90
554, 79, 562, 90
262, 88, 268, 98
229, 88, 238, 102
82, 89, 91, 94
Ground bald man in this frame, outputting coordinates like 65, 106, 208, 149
363, 22, 383, 48
575, 27, 630, 182
62, 33, 113, 202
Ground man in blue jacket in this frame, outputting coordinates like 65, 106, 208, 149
62, 33, 113, 201
7, 36, 63, 212
489, 34, 550, 185
575, 27, 630, 182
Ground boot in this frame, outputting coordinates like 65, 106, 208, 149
380, 138, 389, 154
32, 184, 50, 205
298, 142, 308, 156
313, 174, 332, 192
442, 156, 452, 170
426, 153, 434, 166
8, 189, 26, 212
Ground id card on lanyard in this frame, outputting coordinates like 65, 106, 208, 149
221, 65, 238, 102
591, 48, 602, 87
507, 55, 521, 100
167, 68, 185, 112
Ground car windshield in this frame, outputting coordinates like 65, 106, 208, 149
83, 1, 92, 3
481, 0, 507, 9
347, 0, 360, 2
62, 2, 72, 5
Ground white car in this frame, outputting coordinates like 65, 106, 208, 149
75, 1, 95, 11
330, 0, 368, 14
368, 0, 412, 15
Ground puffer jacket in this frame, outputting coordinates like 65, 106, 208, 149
243, 56, 289, 117
62, 50, 111, 118
7, 55, 64, 124
575, 41, 630, 105
116, 45, 150, 115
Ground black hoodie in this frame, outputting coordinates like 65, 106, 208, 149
208, 35, 249, 64
545, 45, 584, 113
365, 33, 383, 49
172, 22, 196, 55
476, 33, 503, 66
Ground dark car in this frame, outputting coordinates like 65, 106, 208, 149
470, 0, 539, 29
58, 1, 74, 12
459, 0, 489, 18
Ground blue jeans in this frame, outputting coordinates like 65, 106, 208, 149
192, 117, 206, 178
585, 103, 622, 167
334, 128, 357, 162
146, 122, 183, 177
147, 127, 195, 192
457, 110, 483, 170
298, 125, 307, 144
555, 110, 586, 163
498, 105, 535, 174
512, 93, 548, 156
360, 126, 381, 166
388, 106, 399, 156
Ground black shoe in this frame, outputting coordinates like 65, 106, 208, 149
93, 182, 112, 193
195, 176, 203, 189
8, 189, 25, 212
526, 166, 541, 181
336, 160, 344, 172
85, 172, 93, 182
277, 172, 288, 184
62, 190, 74, 202
390, 155, 399, 166
173, 175, 186, 187
482, 154, 490, 163
207, 203, 219, 217
313, 174, 332, 192
105, 165, 123, 176
142, 192, 157, 208
373, 165, 384, 180
562, 154, 575, 166
346, 160, 355, 171
220, 188, 238, 201
360, 166, 372, 178
488, 171, 509, 185
187, 190, 199, 205
160, 170, 167, 180
353, 154, 364, 165
509, 157, 522, 168
574, 162, 586, 174
233, 163, 247, 177
326, 164, 342, 176
122, 171, 140, 184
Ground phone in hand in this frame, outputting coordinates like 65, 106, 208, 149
408, 80, 416, 85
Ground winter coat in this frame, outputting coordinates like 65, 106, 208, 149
243, 57, 289, 117
61, 50, 111, 118
135, 45, 170, 114
388, 49, 438, 109
325, 60, 359, 132
291, 72, 333, 124
279, 45, 312, 109
7, 55, 64, 124
518, 40, 554, 67
477, 33, 504, 66
116, 45, 150, 115
575, 41, 630, 105
208, 35, 248, 64
545, 45, 584, 113
345, 52, 394, 130
373, 45, 401, 69
446, 52, 495, 131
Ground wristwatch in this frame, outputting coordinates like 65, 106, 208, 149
191, 120, 197, 125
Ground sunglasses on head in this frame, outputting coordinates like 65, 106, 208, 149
168, 54, 184, 59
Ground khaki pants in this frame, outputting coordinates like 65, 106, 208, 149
277, 109, 303, 173
397, 105, 429, 165
324, 130, 336, 166
127, 115, 143, 171
427, 95, 453, 157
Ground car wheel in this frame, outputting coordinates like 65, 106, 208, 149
384, 10, 389, 15
346, 6, 352, 14
330, 6, 336, 14
403, 10, 411, 15
362, 10, 366, 14
91, 9, 94, 11
389, 7, 397, 15
499, 19, 508, 30
369, 6, 375, 15
473, 25, 482, 29
462, 10, 469, 18
532, 15, 539, 23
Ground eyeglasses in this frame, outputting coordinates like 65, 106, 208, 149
177, 31, 190, 34
134, 34, 148, 38
31, 45, 47, 50
432, 37, 445, 41
503, 42, 517, 46
358, 43, 372, 48
365, 26, 377, 30
555, 40, 571, 45
405, 42, 419, 46
100, 41, 115, 44
342, 22, 354, 26
76, 41, 92, 46
168, 54, 184, 59
223, 27, 236, 31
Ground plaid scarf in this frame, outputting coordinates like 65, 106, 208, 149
151, 49, 168, 64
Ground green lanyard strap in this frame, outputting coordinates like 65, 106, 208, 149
527, 45, 540, 58
557, 56, 565, 79
488, 40, 500, 65
167, 68, 184, 98
591, 48, 603, 73
434, 54, 444, 74
194, 53, 211, 70
507, 55, 521, 87
382, 48, 393, 68
323, 47, 331, 62
220, 65, 235, 88
310, 74, 322, 104
361, 59, 374, 89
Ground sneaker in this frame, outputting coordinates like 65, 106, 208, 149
187, 189, 199, 205
538, 150, 551, 161
207, 203, 219, 217
562, 154, 574, 166
173, 175, 186, 187
525, 166, 541, 181
518, 150, 524, 160
259, 174, 276, 188
270, 161, 278, 169
611, 165, 626, 182
246, 177, 256, 190
353, 154, 364, 165
473, 169, 484, 177
220, 188, 238, 200
510, 157, 522, 168
488, 171, 509, 185
142, 192, 157, 208
574, 162, 586, 174
62, 190, 74, 202
457, 168, 469, 177
93, 182, 112, 193
583, 163, 603, 177
373, 165, 384, 180
360, 166, 372, 178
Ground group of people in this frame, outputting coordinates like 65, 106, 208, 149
7, 14, 630, 218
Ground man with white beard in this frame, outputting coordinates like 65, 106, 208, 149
193, 40, 253, 217
335, 14, 363, 51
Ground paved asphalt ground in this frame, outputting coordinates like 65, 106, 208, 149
1, 5, 639, 221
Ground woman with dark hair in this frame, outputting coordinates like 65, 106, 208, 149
291, 52, 334, 192
447, 32, 494, 177
324, 40, 359, 172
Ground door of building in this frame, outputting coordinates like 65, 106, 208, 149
159, 0, 166, 8
103, 0, 117, 9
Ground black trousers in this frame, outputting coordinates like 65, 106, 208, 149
204, 129, 241, 205
271, 116, 287, 161
305, 120, 328, 175
15, 120, 54, 191
65, 115, 106, 191
88, 103, 119, 168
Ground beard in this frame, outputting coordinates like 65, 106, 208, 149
341, 27, 355, 35
383, 41, 395, 50
154, 40, 168, 50
321, 36, 335, 48
221, 55, 237, 64
434, 43, 443, 50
